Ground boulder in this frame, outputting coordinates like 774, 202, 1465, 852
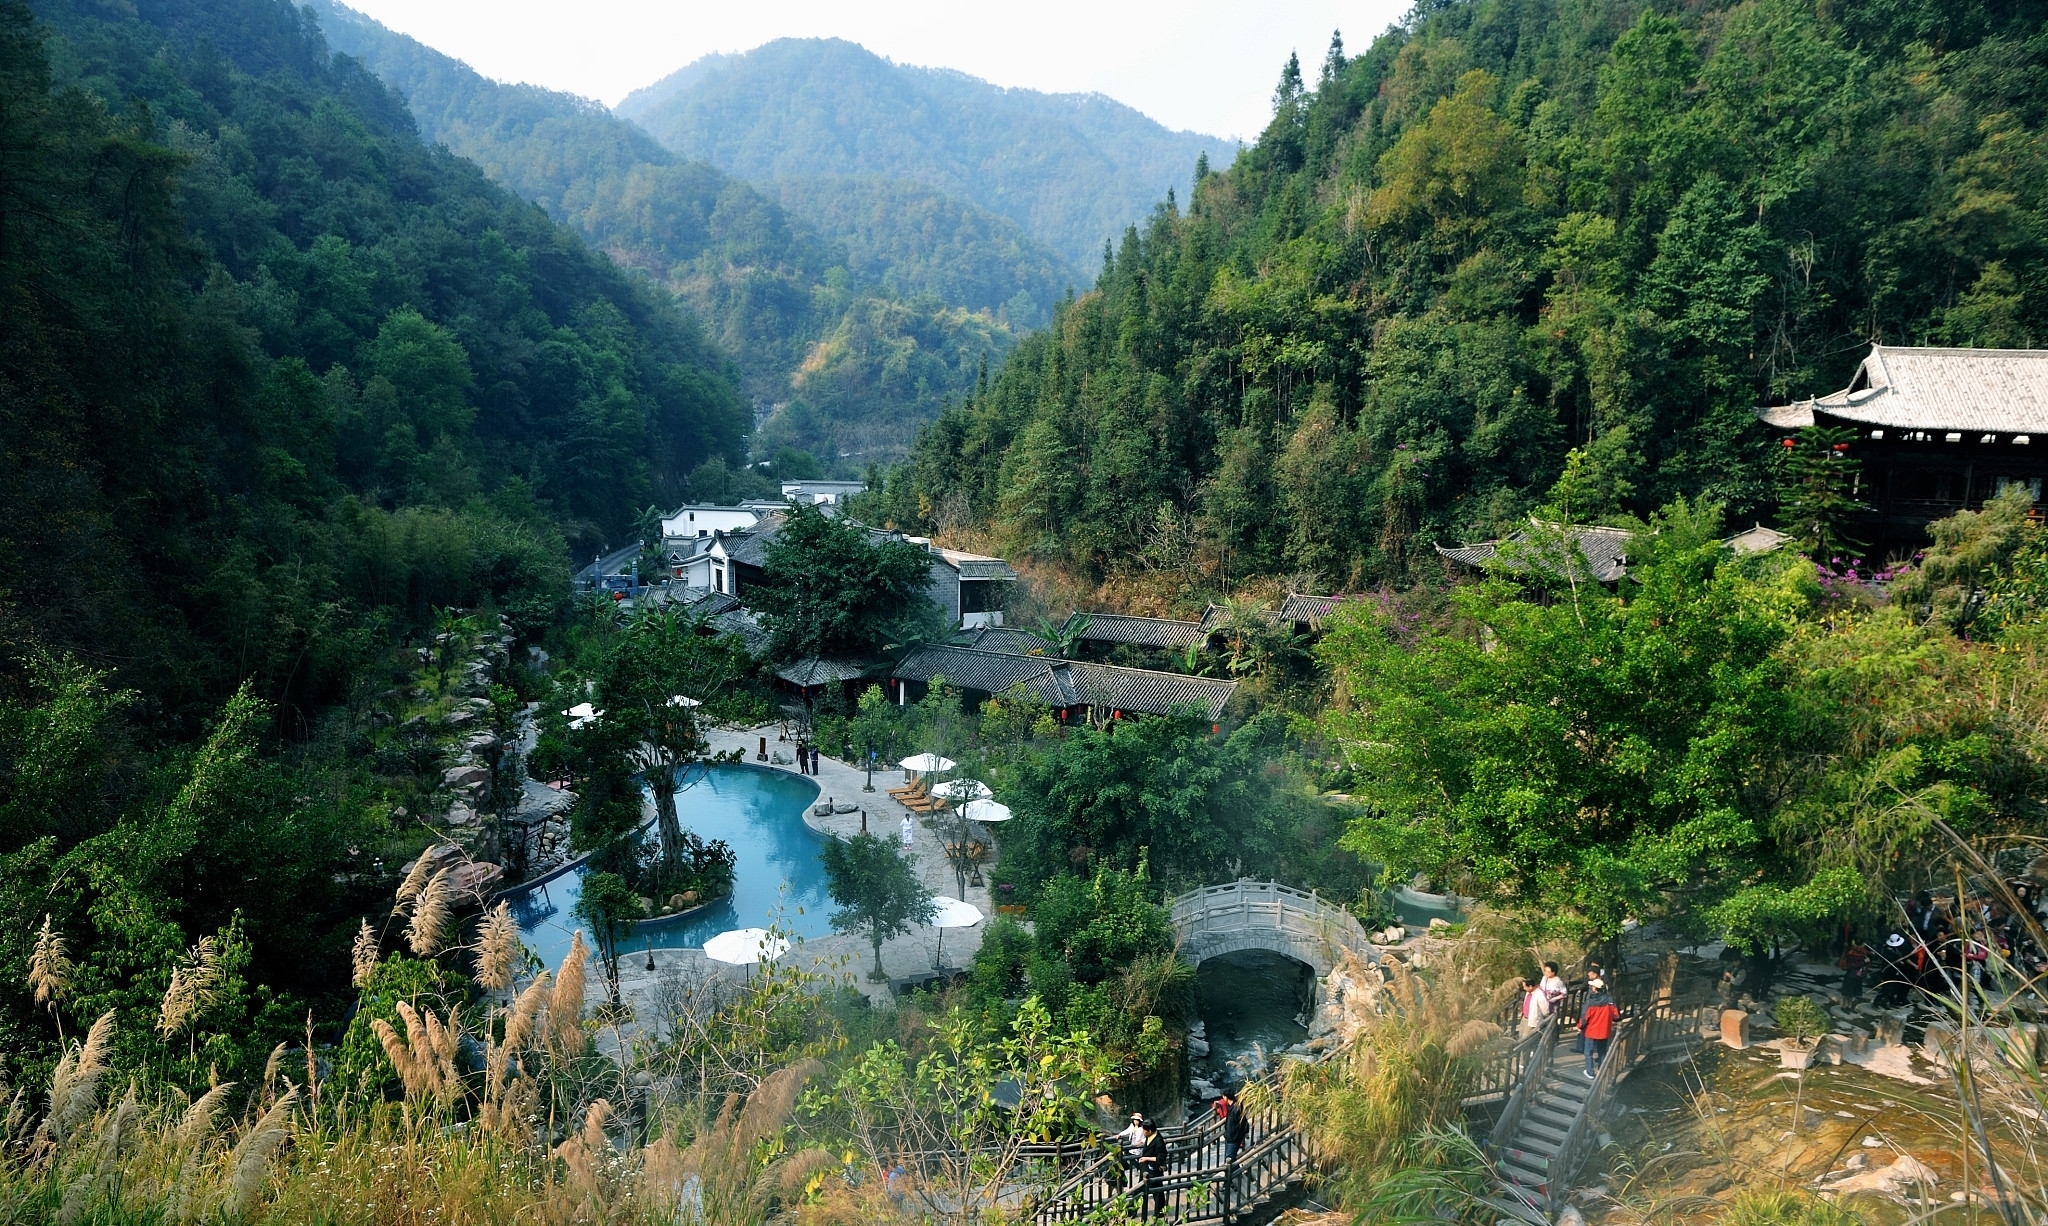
1819, 1155, 1939, 1200
449, 859, 503, 900
1187, 1036, 1210, 1058
446, 803, 477, 827
444, 764, 489, 790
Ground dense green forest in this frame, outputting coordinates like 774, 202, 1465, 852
865, 0, 2048, 596
311, 4, 1064, 471
616, 37, 1224, 277
0, 0, 748, 1072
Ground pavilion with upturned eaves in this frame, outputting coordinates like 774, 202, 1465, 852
1756, 344, 2048, 549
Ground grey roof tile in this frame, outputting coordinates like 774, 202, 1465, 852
891, 645, 1236, 719
1437, 523, 1633, 583
1756, 344, 2048, 435
1067, 612, 1209, 648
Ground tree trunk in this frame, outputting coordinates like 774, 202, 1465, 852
655, 781, 682, 864
872, 933, 886, 982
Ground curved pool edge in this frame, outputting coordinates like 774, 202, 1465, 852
489, 760, 824, 908
497, 760, 830, 961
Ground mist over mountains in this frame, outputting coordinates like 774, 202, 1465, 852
618, 37, 1226, 276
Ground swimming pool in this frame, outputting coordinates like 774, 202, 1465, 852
501, 763, 836, 969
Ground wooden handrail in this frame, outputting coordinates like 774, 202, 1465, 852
1485, 1011, 1558, 1146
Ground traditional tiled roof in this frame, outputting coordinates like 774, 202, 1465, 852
1197, 602, 1291, 634
1278, 594, 1353, 624
894, 646, 1074, 705
1722, 524, 1793, 556
1437, 523, 1633, 584
776, 657, 869, 687
934, 547, 1019, 582
669, 588, 740, 616
1064, 661, 1236, 720
950, 627, 1054, 655
1066, 611, 1208, 648
891, 645, 1237, 719
1756, 345, 2048, 435
721, 514, 783, 569
707, 609, 770, 656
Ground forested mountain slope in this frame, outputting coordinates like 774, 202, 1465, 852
617, 37, 1224, 275
863, 1, 2048, 597
0, 0, 767, 1065
312, 3, 1062, 469
6, 0, 747, 720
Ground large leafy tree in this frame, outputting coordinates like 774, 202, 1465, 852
750, 502, 938, 660
1318, 501, 1807, 939
999, 711, 1296, 892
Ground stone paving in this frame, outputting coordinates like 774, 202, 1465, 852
594, 723, 997, 1023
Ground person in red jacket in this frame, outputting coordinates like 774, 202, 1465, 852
1579, 979, 1619, 1078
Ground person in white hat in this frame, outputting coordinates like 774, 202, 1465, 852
1874, 932, 1911, 1007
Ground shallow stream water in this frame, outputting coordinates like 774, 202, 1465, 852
1194, 948, 1314, 1084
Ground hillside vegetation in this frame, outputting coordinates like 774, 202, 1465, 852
617, 37, 1224, 275
0, 0, 770, 1078
310, 4, 1065, 472
864, 0, 2048, 598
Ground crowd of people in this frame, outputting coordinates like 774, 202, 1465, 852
1851, 882, 2048, 1007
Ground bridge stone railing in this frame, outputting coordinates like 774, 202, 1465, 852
1169, 880, 1376, 975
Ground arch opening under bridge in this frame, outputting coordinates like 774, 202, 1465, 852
1169, 880, 1376, 977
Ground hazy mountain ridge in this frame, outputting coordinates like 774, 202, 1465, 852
311, 2, 1049, 473
617, 38, 1228, 273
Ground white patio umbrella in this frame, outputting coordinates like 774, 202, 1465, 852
928, 896, 983, 967
667, 694, 702, 708
961, 799, 1013, 824
899, 752, 956, 774
931, 778, 993, 801
566, 702, 602, 729
702, 928, 789, 966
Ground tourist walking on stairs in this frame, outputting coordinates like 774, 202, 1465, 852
1137, 1117, 1167, 1220
1219, 1092, 1247, 1165
1579, 978, 1618, 1077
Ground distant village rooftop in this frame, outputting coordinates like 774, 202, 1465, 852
1065, 611, 1208, 649
891, 644, 1237, 721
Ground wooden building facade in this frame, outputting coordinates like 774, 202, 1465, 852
1758, 345, 2048, 548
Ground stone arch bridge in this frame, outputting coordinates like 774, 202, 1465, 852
1169, 880, 1376, 975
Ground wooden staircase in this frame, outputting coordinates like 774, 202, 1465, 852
1492, 1032, 1593, 1216
1478, 968, 1704, 1223
1031, 1071, 1318, 1225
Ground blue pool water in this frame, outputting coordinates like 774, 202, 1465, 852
501, 763, 835, 969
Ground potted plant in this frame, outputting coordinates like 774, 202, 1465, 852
1776, 995, 1829, 1069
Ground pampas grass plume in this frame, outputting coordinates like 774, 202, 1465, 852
46, 1010, 115, 1142
158, 937, 222, 1039
549, 931, 587, 1057
174, 1081, 234, 1151
476, 901, 518, 992
393, 851, 434, 914
224, 1085, 297, 1218
350, 919, 378, 989
503, 971, 550, 1055
29, 914, 71, 1011
406, 867, 454, 957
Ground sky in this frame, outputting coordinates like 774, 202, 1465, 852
334, 0, 1412, 141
